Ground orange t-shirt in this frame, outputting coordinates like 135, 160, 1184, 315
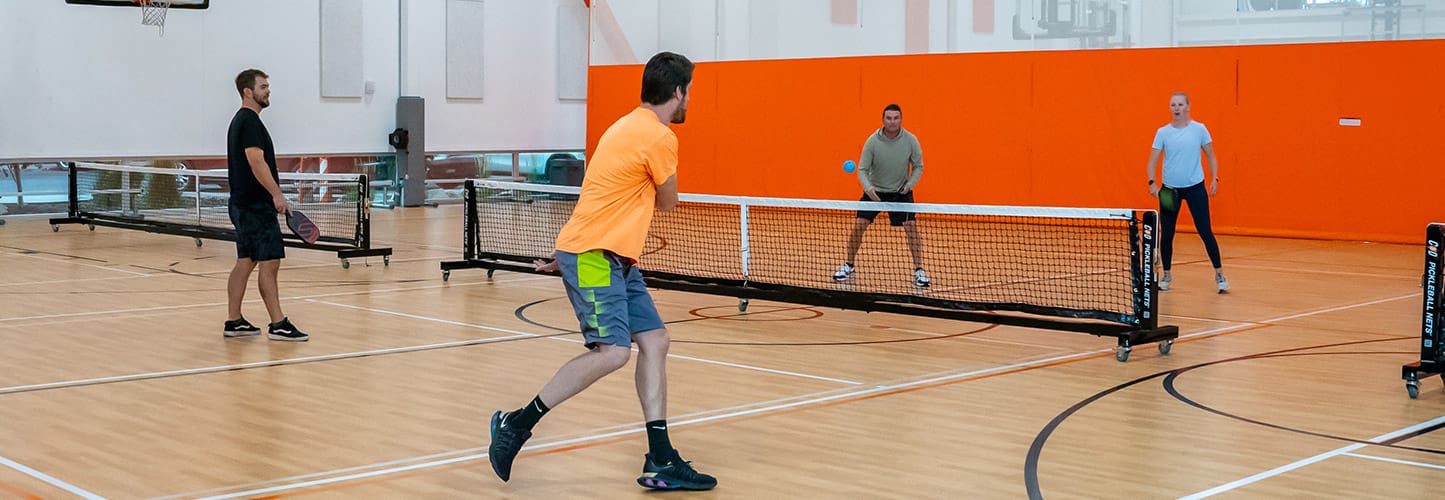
555, 107, 678, 260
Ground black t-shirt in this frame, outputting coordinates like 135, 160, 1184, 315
227, 108, 278, 206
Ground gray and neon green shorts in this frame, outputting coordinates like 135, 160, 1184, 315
556, 249, 665, 348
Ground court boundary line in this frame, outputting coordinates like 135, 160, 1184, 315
0, 294, 862, 395
0, 454, 104, 500
310, 299, 866, 385
174, 319, 1265, 499
0, 274, 551, 323
8, 251, 152, 276
1341, 452, 1445, 471
1178, 416, 1445, 499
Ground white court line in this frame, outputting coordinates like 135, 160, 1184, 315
1258, 293, 1417, 323
0, 273, 169, 288
190, 351, 1114, 499
192, 254, 452, 274
1342, 452, 1445, 471
0, 454, 105, 500
1154, 293, 1417, 336
311, 300, 864, 386
8, 251, 152, 276
0, 335, 522, 395
0, 291, 859, 395
0, 274, 550, 323
1227, 263, 1417, 280
164, 318, 1267, 499
1160, 313, 1244, 324
1179, 416, 1445, 499
154, 386, 858, 499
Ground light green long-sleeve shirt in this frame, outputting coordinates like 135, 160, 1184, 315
858, 128, 923, 193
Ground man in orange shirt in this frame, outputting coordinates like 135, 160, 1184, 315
487, 52, 715, 491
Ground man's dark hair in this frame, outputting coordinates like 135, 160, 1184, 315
640, 52, 694, 105
235, 69, 269, 97
883, 103, 902, 117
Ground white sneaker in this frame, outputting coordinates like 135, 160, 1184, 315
1158, 274, 1171, 291
1216, 273, 1229, 293
913, 269, 931, 288
833, 263, 855, 281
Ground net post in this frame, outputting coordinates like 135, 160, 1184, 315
193, 169, 202, 225
739, 203, 750, 279
67, 162, 79, 216
356, 174, 370, 249
1403, 223, 1445, 396
1136, 210, 1159, 329
463, 179, 477, 261
1425, 223, 1444, 364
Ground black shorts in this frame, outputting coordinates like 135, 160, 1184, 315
229, 201, 286, 261
856, 191, 917, 227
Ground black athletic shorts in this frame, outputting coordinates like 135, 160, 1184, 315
229, 201, 286, 261
856, 191, 917, 227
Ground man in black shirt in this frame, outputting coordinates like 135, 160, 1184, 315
224, 69, 307, 341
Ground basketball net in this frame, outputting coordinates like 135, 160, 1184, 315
136, 0, 171, 36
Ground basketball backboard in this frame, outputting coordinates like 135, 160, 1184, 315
66, 0, 208, 35
65, 0, 209, 8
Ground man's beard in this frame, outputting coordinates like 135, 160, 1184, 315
670, 104, 686, 124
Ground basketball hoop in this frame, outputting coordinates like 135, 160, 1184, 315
135, 0, 171, 35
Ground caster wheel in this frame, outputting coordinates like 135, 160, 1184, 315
52, 225, 60, 232
1115, 346, 1131, 362
88, 224, 95, 231
1158, 339, 1173, 355
487, 269, 495, 278
383, 255, 390, 266
341, 259, 350, 269
194, 238, 203, 247
1407, 381, 1420, 399
442, 270, 451, 282
739, 298, 750, 313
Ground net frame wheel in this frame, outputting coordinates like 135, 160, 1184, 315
0, 219, 6, 226
193, 237, 202, 247
442, 270, 451, 282
88, 224, 96, 231
486, 268, 495, 278
1115, 345, 1131, 362
383, 255, 390, 266
1158, 339, 1173, 355
52, 225, 60, 232
738, 298, 749, 313
1406, 372, 1420, 399
341, 258, 350, 269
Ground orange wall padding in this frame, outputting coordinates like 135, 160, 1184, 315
587, 40, 1445, 244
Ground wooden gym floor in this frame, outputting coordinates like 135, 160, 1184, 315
0, 205, 1439, 499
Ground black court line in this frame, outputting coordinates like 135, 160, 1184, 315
1164, 351, 1445, 455
0, 244, 109, 263
1024, 336, 1430, 500
514, 296, 1000, 346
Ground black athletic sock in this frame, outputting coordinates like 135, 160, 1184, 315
508, 396, 550, 430
645, 420, 673, 461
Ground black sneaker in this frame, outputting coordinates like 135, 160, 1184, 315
267, 318, 309, 342
488, 410, 533, 482
223, 318, 262, 337
637, 449, 717, 491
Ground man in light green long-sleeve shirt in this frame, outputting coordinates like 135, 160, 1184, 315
833, 104, 929, 288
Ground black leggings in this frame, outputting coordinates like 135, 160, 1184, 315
1160, 182, 1222, 270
